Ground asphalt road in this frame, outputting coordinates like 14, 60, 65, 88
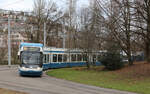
0, 65, 137, 94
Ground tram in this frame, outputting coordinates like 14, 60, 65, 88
18, 42, 43, 76
18, 42, 102, 75
42, 47, 102, 69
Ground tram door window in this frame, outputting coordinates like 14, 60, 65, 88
53, 54, 57, 62
46, 54, 49, 63
71, 54, 76, 61
58, 54, 62, 62
49, 54, 52, 63
44, 54, 46, 63
63, 54, 67, 62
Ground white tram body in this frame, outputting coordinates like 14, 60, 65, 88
42, 47, 101, 69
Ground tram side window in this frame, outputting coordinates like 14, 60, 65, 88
63, 54, 67, 62
71, 54, 76, 61
53, 54, 57, 62
58, 54, 62, 62
83, 54, 87, 61
77, 54, 82, 61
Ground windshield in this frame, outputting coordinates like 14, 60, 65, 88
21, 51, 43, 65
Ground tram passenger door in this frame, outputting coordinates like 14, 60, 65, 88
43, 54, 46, 63
43, 54, 49, 63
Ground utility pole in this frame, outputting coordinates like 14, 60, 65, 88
44, 23, 46, 47
63, 18, 66, 48
62, 27, 66, 48
63, 34, 66, 48
8, 17, 11, 67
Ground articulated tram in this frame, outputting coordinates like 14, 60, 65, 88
18, 43, 43, 76
18, 42, 102, 76
42, 47, 102, 70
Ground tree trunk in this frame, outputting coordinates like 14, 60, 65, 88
146, 2, 150, 63
145, 41, 150, 62
86, 61, 90, 69
36, 24, 40, 43
128, 53, 133, 65
126, 0, 133, 65
86, 52, 90, 69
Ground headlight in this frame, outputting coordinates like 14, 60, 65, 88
37, 67, 40, 70
20, 66, 27, 71
22, 67, 26, 69
37, 67, 42, 71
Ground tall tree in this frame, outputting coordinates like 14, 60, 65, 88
33, 0, 46, 43
133, 0, 150, 62
78, 0, 103, 68
96, 0, 134, 65
32, 0, 60, 44
79, 7, 94, 68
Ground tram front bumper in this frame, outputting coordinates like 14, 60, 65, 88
19, 67, 43, 76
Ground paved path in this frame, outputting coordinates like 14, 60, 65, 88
0, 65, 137, 94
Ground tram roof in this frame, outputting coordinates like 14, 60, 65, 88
43, 47, 107, 53
43, 47, 67, 51
20, 42, 43, 48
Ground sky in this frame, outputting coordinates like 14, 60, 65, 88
0, 0, 89, 12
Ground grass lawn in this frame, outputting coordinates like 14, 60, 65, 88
46, 62, 150, 94
0, 88, 27, 94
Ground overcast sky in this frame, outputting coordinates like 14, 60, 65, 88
0, 0, 89, 11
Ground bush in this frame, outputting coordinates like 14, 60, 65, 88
99, 41, 124, 70
100, 52, 124, 70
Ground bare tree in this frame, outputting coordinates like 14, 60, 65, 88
79, 7, 94, 68
78, 0, 103, 68
33, 0, 46, 42
95, 0, 134, 65
32, 0, 61, 44
133, 0, 150, 62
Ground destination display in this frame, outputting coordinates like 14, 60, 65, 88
23, 47, 40, 51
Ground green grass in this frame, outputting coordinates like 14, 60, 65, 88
46, 67, 150, 94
